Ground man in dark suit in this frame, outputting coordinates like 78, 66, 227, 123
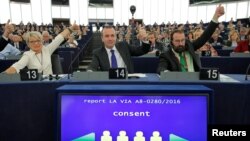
148, 31, 166, 53
10, 34, 27, 51
42, 31, 52, 46
87, 26, 150, 73
0, 20, 14, 51
157, 4, 225, 73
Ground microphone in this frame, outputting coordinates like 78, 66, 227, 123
67, 47, 83, 79
245, 63, 250, 80
67, 36, 92, 79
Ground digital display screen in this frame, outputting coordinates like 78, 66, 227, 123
59, 94, 208, 141
190, 0, 247, 5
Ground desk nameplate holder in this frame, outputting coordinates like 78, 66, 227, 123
140, 53, 158, 57
72, 72, 109, 81
230, 53, 250, 57
160, 71, 220, 82
160, 72, 199, 82
0, 72, 42, 82
0, 73, 20, 82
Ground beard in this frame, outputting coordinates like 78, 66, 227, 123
173, 45, 186, 53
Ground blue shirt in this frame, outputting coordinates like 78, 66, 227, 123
0, 43, 21, 59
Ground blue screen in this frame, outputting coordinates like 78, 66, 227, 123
59, 94, 208, 141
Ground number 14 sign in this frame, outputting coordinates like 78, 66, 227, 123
109, 68, 127, 79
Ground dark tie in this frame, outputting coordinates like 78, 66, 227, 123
179, 53, 187, 72
110, 50, 118, 68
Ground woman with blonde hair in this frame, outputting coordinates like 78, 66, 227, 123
226, 30, 240, 48
5, 22, 79, 75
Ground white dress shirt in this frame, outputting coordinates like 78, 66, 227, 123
105, 46, 126, 68
12, 34, 64, 75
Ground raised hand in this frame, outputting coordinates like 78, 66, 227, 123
71, 20, 80, 31
61, 21, 80, 38
213, 4, 225, 21
3, 20, 14, 38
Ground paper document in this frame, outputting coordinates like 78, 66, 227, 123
220, 74, 240, 83
128, 73, 146, 78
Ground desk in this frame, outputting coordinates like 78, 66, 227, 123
0, 74, 250, 141
217, 49, 233, 56
132, 57, 250, 74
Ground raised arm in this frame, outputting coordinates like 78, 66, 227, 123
192, 4, 225, 50
0, 20, 14, 51
47, 21, 80, 53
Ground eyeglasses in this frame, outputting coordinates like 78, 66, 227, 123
29, 40, 42, 44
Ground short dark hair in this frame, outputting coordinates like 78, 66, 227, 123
148, 31, 156, 38
101, 25, 115, 37
170, 29, 184, 40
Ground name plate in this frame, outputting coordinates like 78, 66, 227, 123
72, 71, 109, 81
160, 72, 200, 81
199, 68, 219, 80
230, 52, 250, 57
109, 68, 127, 79
0, 73, 20, 82
20, 69, 39, 81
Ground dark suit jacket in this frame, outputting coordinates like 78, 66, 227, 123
157, 21, 219, 73
208, 36, 224, 46
0, 36, 9, 51
132, 39, 142, 47
154, 41, 166, 52
225, 40, 238, 48
88, 41, 150, 73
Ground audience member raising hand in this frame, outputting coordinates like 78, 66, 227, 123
0, 20, 14, 51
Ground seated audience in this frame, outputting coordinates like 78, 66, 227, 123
227, 19, 235, 30
66, 33, 78, 48
42, 31, 52, 46
209, 30, 225, 47
239, 27, 247, 41
147, 31, 166, 54
124, 33, 132, 44
10, 34, 26, 51
194, 28, 218, 56
234, 30, 250, 53
187, 31, 194, 42
0, 20, 14, 51
218, 23, 228, 40
132, 29, 147, 47
161, 31, 171, 45
225, 30, 240, 48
